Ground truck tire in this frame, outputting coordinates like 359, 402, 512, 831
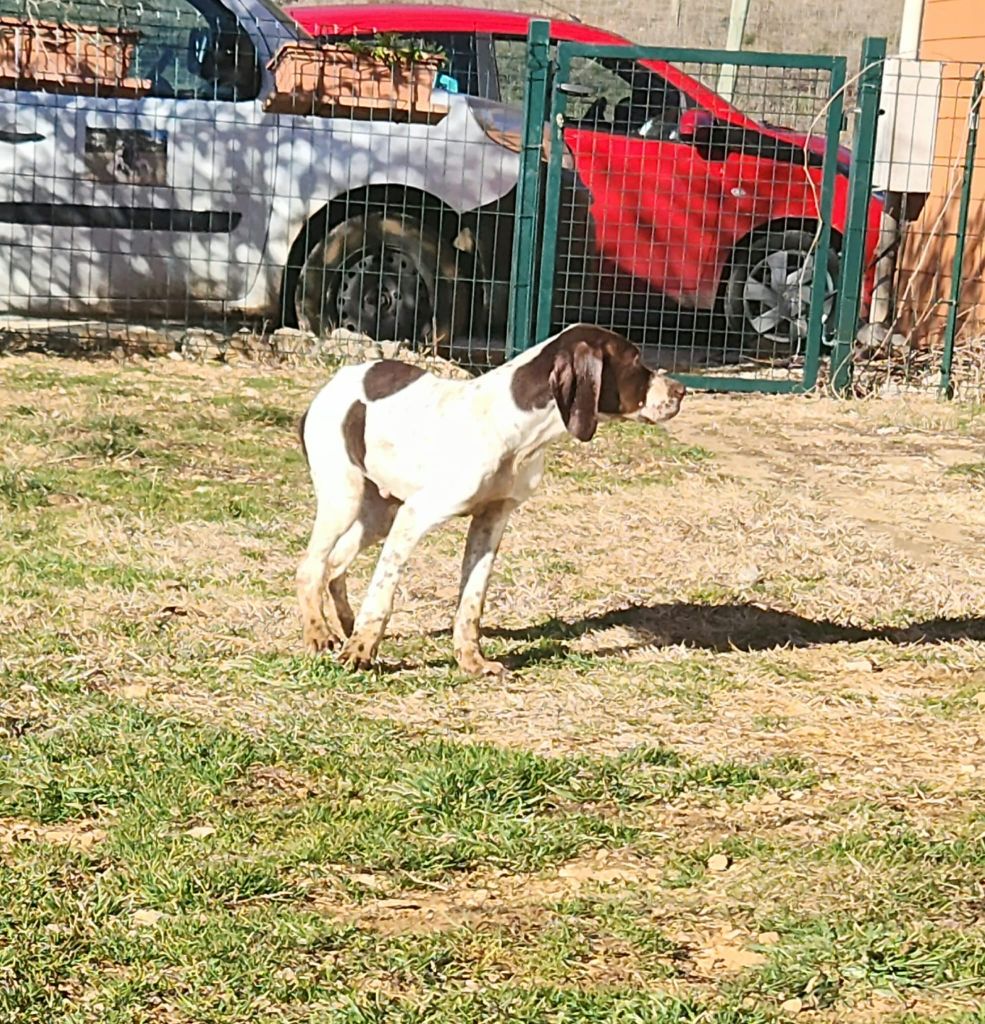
295, 211, 469, 348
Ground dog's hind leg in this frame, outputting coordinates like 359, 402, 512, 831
324, 483, 401, 640
296, 465, 364, 653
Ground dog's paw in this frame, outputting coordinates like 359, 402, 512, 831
456, 651, 508, 678
303, 623, 343, 654
339, 637, 375, 671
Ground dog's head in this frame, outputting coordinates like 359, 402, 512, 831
546, 325, 685, 442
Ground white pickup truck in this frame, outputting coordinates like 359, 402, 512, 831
0, 0, 572, 345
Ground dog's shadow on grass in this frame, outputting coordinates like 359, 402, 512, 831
473, 603, 985, 671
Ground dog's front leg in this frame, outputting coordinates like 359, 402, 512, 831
340, 500, 448, 670
453, 500, 516, 676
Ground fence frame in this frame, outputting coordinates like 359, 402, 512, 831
939, 69, 984, 398
516, 37, 858, 393
506, 19, 551, 359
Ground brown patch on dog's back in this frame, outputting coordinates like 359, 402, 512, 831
342, 401, 367, 471
364, 361, 427, 401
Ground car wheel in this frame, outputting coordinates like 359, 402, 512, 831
295, 212, 468, 347
723, 228, 840, 352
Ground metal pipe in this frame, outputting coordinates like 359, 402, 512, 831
940, 69, 983, 398
716, 0, 751, 104
506, 19, 551, 357
535, 44, 572, 344
831, 37, 886, 396
899, 0, 926, 59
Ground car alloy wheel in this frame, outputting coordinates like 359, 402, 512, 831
725, 228, 840, 352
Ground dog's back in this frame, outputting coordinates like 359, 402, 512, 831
299, 360, 475, 493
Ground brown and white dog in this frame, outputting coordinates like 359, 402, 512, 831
296, 324, 685, 675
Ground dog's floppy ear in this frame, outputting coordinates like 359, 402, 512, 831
549, 340, 603, 442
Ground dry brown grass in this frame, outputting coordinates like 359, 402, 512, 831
2, 352, 984, 1023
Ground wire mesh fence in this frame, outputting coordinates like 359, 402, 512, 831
531, 41, 854, 393
0, 0, 536, 370
0, 2, 982, 400
860, 56, 985, 399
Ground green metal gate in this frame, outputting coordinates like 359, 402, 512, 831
509, 28, 879, 394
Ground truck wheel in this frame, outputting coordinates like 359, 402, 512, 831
294, 212, 469, 348
723, 228, 839, 353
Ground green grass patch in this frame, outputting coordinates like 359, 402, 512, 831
64, 414, 151, 460
0, 466, 55, 510
740, 916, 985, 1008
946, 461, 985, 484
549, 423, 714, 491
0, 696, 819, 887
220, 395, 300, 430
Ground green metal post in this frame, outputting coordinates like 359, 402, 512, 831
506, 19, 551, 357
940, 69, 983, 398
800, 55, 848, 392
535, 45, 572, 344
830, 37, 886, 396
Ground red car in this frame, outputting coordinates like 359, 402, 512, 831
288, 4, 882, 349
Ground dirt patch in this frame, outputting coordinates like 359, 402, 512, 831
312, 849, 663, 935
229, 765, 321, 807
0, 817, 107, 850
318, 889, 515, 936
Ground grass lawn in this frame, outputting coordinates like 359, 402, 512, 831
1, 352, 984, 1023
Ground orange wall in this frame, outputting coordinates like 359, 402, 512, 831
895, 1, 985, 346
920, 0, 985, 62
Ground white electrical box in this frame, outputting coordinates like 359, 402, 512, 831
872, 58, 943, 194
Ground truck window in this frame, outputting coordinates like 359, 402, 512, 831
0, 0, 261, 101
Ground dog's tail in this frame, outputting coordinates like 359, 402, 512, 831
297, 409, 309, 466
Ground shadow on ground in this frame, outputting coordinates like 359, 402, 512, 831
464, 602, 985, 670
